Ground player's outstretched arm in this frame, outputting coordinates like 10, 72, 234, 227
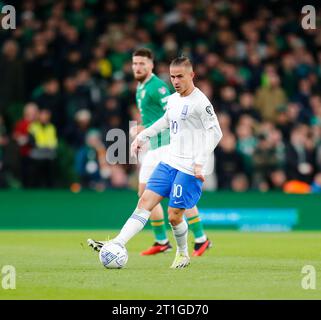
130, 114, 169, 156
129, 125, 145, 138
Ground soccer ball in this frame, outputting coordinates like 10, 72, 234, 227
99, 242, 128, 269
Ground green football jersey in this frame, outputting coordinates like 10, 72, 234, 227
136, 73, 171, 149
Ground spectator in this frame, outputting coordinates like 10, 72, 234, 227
311, 122, 321, 172
65, 109, 92, 149
293, 78, 314, 123
275, 104, 297, 142
280, 53, 298, 99
252, 132, 279, 190
0, 40, 25, 116
75, 129, 110, 190
311, 172, 321, 193
62, 75, 81, 123
310, 94, 321, 127
28, 109, 58, 188
12, 102, 39, 187
235, 121, 257, 178
231, 173, 249, 192
236, 90, 261, 122
217, 85, 240, 124
215, 133, 244, 190
255, 72, 287, 122
285, 124, 315, 183
32, 78, 63, 130
269, 170, 287, 191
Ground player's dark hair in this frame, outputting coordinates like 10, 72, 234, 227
133, 48, 154, 60
170, 56, 193, 69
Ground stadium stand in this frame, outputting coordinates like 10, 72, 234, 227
0, 0, 320, 192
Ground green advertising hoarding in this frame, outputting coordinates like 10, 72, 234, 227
0, 190, 320, 230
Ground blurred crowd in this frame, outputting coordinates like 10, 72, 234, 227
0, 0, 321, 193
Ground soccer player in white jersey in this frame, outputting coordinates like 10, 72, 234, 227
88, 49, 212, 257
99, 56, 222, 268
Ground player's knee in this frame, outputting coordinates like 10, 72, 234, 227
137, 194, 149, 209
138, 187, 144, 197
168, 207, 183, 226
138, 184, 146, 198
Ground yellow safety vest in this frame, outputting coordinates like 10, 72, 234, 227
29, 122, 58, 148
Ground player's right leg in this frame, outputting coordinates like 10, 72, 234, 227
87, 189, 163, 252
138, 146, 172, 255
112, 189, 164, 246
138, 183, 172, 255
113, 160, 176, 247
88, 161, 173, 253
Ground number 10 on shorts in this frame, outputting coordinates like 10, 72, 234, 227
173, 184, 183, 198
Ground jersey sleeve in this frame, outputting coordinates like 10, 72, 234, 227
194, 99, 223, 166
150, 83, 171, 110
197, 101, 217, 130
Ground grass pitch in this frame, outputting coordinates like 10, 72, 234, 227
0, 230, 320, 300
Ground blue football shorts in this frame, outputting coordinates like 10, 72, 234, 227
146, 161, 203, 209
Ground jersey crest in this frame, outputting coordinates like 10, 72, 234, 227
205, 105, 214, 116
158, 87, 167, 95
180, 105, 189, 120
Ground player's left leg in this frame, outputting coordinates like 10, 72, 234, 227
168, 206, 190, 269
168, 170, 204, 268
185, 207, 212, 256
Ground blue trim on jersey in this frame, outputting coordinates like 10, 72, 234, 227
146, 162, 203, 209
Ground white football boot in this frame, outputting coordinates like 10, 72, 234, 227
170, 252, 190, 269
87, 239, 107, 252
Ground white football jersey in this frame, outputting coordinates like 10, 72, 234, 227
160, 87, 222, 175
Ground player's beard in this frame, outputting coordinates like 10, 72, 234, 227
134, 73, 148, 82
134, 67, 151, 82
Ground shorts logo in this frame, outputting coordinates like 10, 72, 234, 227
206, 105, 213, 116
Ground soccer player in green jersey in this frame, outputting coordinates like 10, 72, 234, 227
88, 48, 212, 256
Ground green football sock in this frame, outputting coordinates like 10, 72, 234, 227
187, 215, 207, 243
150, 219, 168, 243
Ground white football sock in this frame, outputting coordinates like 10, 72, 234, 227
170, 220, 189, 256
114, 208, 151, 246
